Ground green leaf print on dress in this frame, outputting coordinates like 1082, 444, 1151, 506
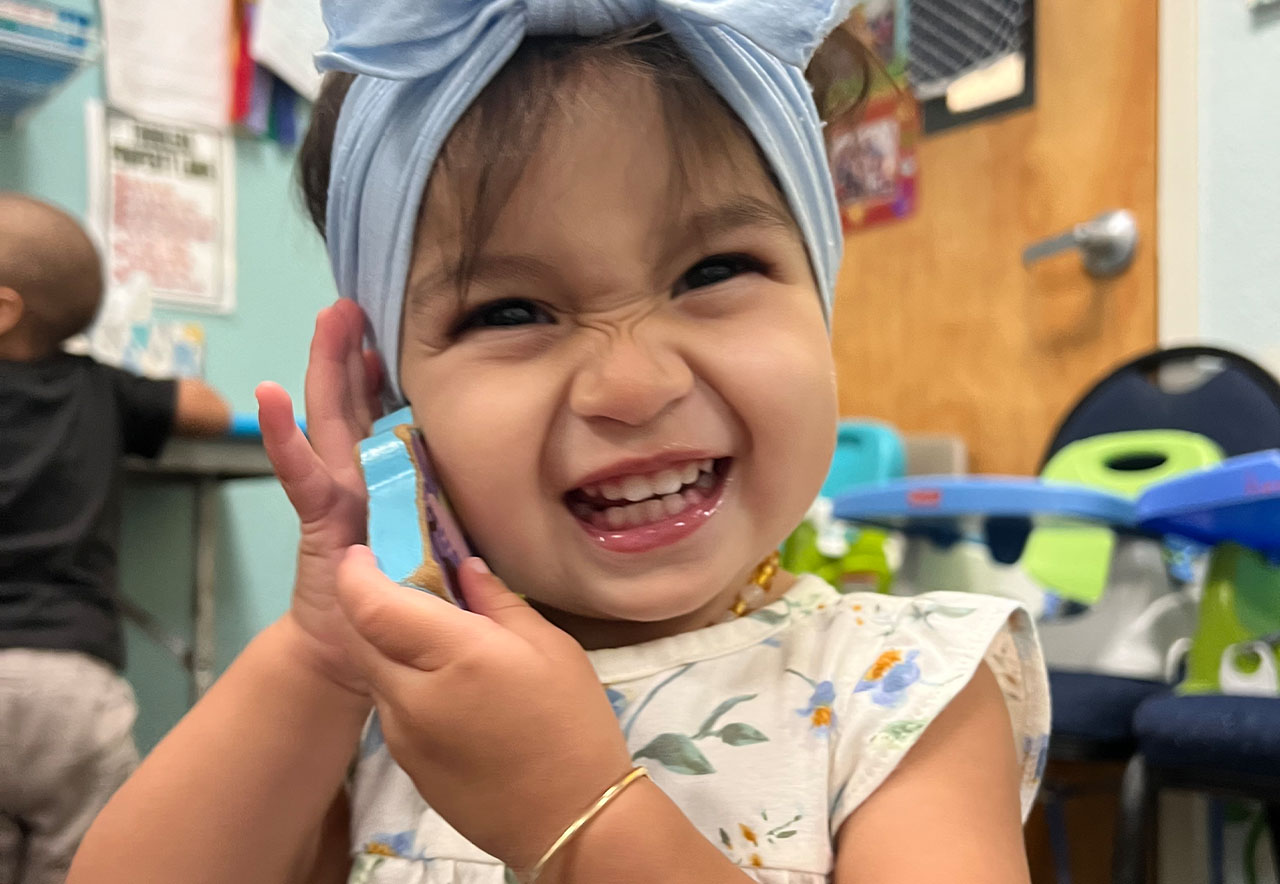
623, 666, 769, 775
871, 719, 927, 747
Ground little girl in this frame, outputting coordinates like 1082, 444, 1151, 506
71, 2, 1049, 882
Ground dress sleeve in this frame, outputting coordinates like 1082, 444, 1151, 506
826, 591, 1050, 838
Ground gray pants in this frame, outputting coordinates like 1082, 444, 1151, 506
0, 650, 138, 884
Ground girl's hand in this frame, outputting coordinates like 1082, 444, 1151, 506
336, 546, 633, 871
257, 300, 382, 696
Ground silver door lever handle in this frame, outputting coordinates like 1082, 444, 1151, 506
1022, 209, 1138, 278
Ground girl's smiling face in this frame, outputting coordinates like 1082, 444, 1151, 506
398, 67, 838, 645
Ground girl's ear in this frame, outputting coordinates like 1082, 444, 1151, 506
805, 23, 881, 148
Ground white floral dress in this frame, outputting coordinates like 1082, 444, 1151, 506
347, 575, 1050, 883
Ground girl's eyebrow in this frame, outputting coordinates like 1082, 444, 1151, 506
680, 196, 798, 241
406, 196, 798, 307
409, 254, 555, 306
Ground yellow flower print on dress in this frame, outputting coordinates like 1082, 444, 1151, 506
866, 649, 902, 680
717, 810, 803, 869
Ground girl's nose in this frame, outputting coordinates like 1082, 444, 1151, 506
569, 333, 694, 427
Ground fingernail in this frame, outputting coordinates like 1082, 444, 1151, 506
465, 557, 491, 576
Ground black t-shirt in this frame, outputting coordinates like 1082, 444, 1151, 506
0, 353, 177, 669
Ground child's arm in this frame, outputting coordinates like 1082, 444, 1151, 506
832, 663, 1032, 883
73, 302, 382, 884
173, 377, 232, 437
67, 615, 369, 884
520, 667, 1029, 884
334, 552, 763, 884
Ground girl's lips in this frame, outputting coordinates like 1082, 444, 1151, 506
568, 462, 729, 554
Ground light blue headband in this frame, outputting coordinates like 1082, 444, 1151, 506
317, 0, 852, 402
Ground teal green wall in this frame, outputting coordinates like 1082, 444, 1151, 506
0, 1, 335, 750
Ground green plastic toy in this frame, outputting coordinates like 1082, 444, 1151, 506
1181, 543, 1280, 695
1023, 430, 1223, 605
781, 501, 893, 595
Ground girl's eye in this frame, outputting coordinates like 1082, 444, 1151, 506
675, 253, 768, 295
453, 299, 554, 335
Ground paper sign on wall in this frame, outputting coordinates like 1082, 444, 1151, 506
250, 0, 328, 102
826, 0, 920, 232
89, 104, 236, 314
99, 0, 231, 129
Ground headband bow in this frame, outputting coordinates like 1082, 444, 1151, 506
318, 0, 853, 402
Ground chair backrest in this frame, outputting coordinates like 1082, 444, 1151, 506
1043, 346, 1280, 466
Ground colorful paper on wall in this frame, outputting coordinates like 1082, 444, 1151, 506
89, 104, 237, 314
66, 274, 208, 378
826, 0, 920, 232
249, 0, 326, 101
99, 0, 231, 129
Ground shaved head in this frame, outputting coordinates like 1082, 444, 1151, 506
0, 193, 102, 354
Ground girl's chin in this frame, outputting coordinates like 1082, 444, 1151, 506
531, 586, 728, 628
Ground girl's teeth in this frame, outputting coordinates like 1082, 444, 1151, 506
652, 469, 683, 496
578, 457, 722, 510
663, 493, 685, 516
622, 475, 652, 502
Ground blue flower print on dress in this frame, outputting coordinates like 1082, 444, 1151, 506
854, 648, 922, 708
360, 710, 386, 759
797, 680, 837, 734
606, 687, 628, 720
1023, 733, 1050, 784
364, 829, 418, 859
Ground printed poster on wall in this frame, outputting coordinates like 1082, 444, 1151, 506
826, 0, 920, 232
89, 103, 236, 314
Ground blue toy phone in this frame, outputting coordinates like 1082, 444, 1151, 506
358, 407, 473, 609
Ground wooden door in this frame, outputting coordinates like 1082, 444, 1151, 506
832, 1, 1158, 475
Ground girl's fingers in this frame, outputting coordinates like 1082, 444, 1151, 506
257, 382, 334, 525
337, 546, 479, 672
458, 559, 553, 641
305, 302, 367, 466
342, 321, 374, 437
361, 349, 383, 424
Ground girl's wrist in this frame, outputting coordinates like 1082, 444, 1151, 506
271, 613, 373, 713
535, 776, 746, 884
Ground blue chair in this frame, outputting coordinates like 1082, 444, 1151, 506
1044, 346, 1280, 465
1034, 349, 1280, 882
820, 420, 905, 498
1113, 452, 1280, 884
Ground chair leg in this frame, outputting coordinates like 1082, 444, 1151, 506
1207, 799, 1225, 884
1042, 788, 1074, 884
1112, 755, 1157, 884
1267, 804, 1280, 879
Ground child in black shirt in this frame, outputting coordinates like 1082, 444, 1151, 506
0, 193, 230, 884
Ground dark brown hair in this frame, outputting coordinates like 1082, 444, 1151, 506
297, 26, 873, 290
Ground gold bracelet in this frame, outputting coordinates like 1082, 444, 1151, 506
521, 766, 650, 883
